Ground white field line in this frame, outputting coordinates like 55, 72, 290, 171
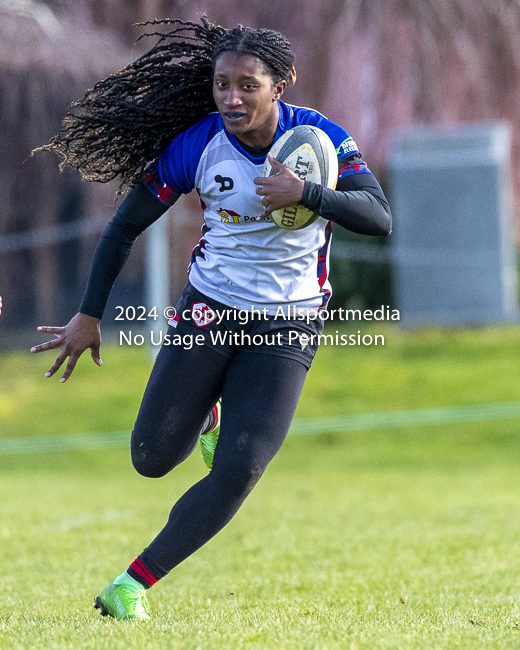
2, 401, 520, 455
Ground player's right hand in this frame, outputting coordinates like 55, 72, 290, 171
30, 312, 102, 383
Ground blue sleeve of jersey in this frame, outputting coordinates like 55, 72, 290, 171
157, 130, 197, 196
142, 160, 180, 206
155, 114, 222, 196
289, 105, 371, 178
293, 109, 351, 151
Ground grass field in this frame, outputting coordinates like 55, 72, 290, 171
1, 324, 520, 649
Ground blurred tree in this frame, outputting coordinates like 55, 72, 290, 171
0, 1, 131, 328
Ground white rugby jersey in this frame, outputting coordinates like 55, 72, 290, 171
144, 100, 369, 314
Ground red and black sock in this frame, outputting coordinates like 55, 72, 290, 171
127, 558, 161, 589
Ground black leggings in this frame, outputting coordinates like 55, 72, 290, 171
130, 340, 308, 581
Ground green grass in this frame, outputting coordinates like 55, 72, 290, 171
1, 324, 520, 648
3, 323, 520, 438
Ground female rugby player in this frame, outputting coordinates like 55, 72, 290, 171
31, 19, 391, 620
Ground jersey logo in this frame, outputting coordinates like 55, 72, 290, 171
219, 209, 241, 224
191, 302, 217, 327
215, 175, 234, 192
218, 208, 273, 224
336, 137, 358, 157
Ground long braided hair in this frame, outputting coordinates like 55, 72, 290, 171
33, 17, 296, 188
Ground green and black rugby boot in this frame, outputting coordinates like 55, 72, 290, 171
94, 582, 150, 620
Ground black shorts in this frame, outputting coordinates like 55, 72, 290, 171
169, 283, 324, 370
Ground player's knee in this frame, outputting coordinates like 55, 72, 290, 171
130, 423, 193, 477
131, 447, 171, 478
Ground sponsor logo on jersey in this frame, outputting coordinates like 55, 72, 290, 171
218, 208, 241, 224
215, 175, 234, 192
336, 137, 358, 157
191, 302, 217, 327
218, 209, 273, 224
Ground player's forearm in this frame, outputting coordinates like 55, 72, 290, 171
301, 177, 392, 236
79, 183, 172, 319
78, 233, 134, 319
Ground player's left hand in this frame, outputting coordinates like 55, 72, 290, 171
254, 153, 305, 219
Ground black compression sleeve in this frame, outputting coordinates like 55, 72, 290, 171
300, 172, 392, 236
79, 184, 174, 319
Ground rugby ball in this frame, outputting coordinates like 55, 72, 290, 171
262, 125, 338, 230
